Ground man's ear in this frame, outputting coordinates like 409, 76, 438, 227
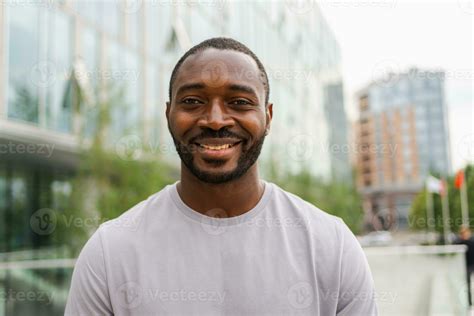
265, 103, 273, 134
166, 101, 171, 121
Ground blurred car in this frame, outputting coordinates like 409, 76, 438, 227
359, 231, 393, 247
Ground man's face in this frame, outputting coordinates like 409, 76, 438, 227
166, 48, 272, 184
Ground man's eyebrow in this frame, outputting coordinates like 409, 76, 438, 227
176, 82, 259, 98
228, 84, 258, 97
176, 82, 206, 96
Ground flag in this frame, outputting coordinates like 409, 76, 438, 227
426, 175, 443, 194
454, 169, 465, 190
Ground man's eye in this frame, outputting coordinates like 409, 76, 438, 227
181, 98, 202, 105
230, 99, 251, 106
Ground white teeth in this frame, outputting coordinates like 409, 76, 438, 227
200, 144, 233, 150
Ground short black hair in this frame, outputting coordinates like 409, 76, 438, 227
168, 37, 270, 105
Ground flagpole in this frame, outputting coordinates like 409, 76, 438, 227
441, 177, 451, 244
461, 171, 469, 227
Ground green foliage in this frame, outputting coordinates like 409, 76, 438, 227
268, 167, 364, 234
409, 165, 474, 235
10, 84, 39, 123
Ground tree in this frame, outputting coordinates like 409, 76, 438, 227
10, 84, 39, 123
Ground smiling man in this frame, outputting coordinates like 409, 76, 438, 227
65, 37, 378, 315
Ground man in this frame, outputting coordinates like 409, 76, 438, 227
65, 37, 377, 315
454, 225, 474, 306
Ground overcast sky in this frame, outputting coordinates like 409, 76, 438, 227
318, 0, 473, 172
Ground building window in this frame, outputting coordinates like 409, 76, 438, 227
80, 25, 100, 138
7, 5, 40, 124
0, 160, 74, 253
102, 1, 119, 37
74, 0, 103, 28
127, 7, 140, 49
45, 9, 73, 133
105, 42, 141, 142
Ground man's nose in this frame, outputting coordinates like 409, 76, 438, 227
197, 100, 235, 130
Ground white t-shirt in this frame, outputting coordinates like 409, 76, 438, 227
65, 180, 377, 316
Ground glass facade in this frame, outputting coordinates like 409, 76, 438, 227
0, 158, 73, 253
45, 9, 74, 133
7, 5, 40, 124
368, 69, 450, 177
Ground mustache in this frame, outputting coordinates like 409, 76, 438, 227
189, 129, 246, 144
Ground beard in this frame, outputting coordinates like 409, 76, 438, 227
169, 128, 267, 184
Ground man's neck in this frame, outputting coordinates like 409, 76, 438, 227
177, 164, 264, 218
